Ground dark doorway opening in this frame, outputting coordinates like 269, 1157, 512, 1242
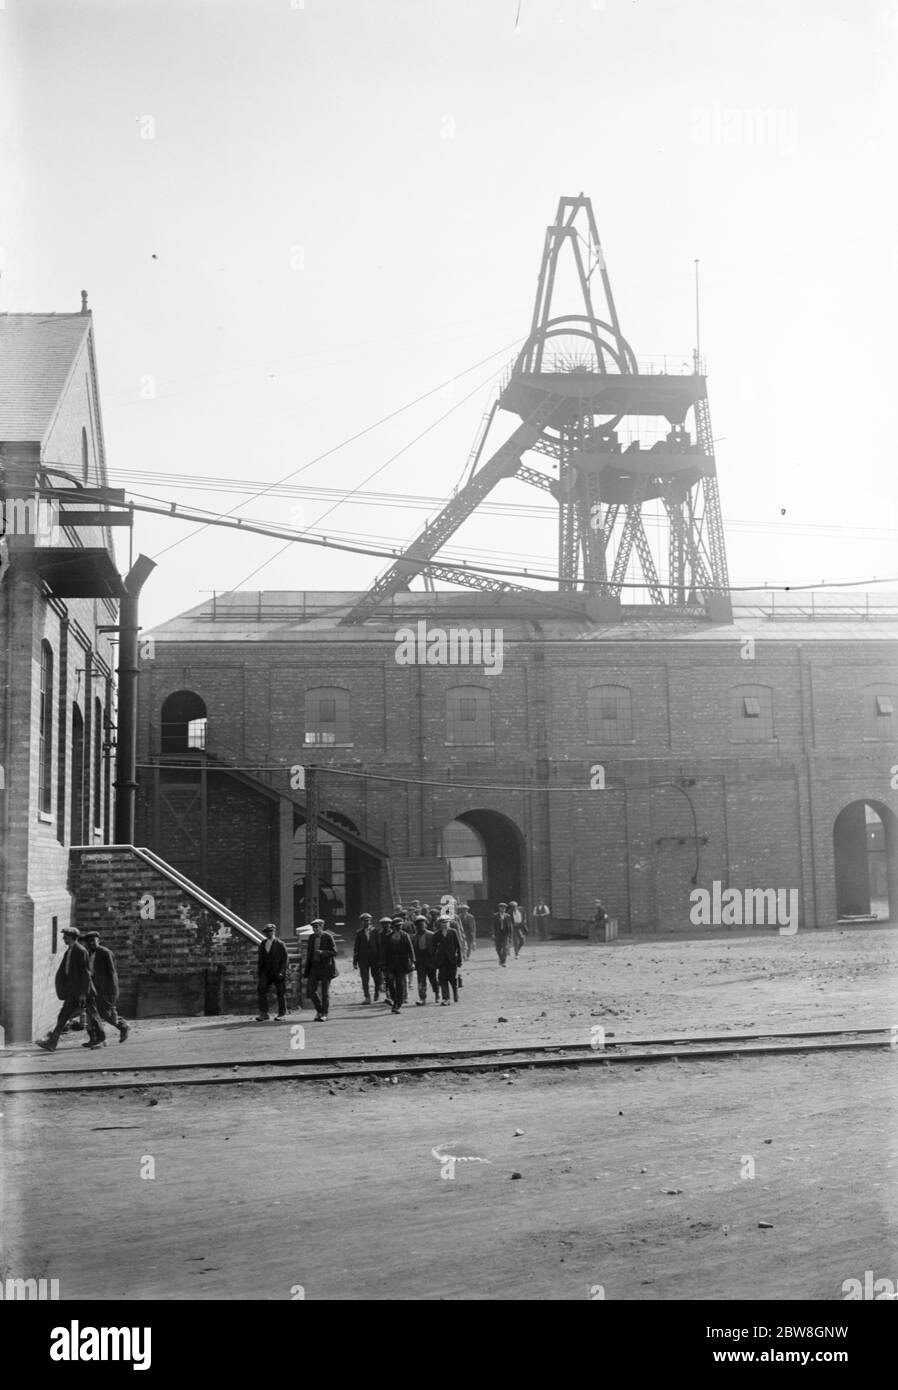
833, 799, 898, 922
441, 809, 525, 923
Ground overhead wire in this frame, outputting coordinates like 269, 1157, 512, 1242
225, 362, 508, 593
150, 335, 523, 562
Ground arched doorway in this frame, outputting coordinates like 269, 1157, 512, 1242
833, 799, 898, 922
440, 809, 525, 917
160, 690, 207, 755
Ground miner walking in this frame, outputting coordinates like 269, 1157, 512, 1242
303, 918, 337, 1021
353, 912, 382, 1004
256, 922, 289, 1021
83, 930, 130, 1042
36, 927, 105, 1052
492, 902, 512, 967
433, 916, 463, 1004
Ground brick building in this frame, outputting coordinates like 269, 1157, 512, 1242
0, 308, 122, 1043
135, 588, 898, 940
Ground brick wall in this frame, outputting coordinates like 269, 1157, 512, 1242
68, 847, 269, 1017
133, 622, 898, 938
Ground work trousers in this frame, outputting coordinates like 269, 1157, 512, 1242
358, 962, 382, 1000
48, 995, 105, 1046
438, 963, 459, 1002
306, 967, 331, 1017
386, 969, 407, 1009
416, 963, 439, 1002
257, 976, 287, 1017
93, 993, 127, 1037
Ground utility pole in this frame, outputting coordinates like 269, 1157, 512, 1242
304, 764, 319, 923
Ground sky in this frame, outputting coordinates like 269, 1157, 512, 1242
2, 0, 897, 630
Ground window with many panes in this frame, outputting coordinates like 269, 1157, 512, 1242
730, 685, 774, 742
304, 687, 351, 745
446, 686, 491, 745
587, 685, 633, 743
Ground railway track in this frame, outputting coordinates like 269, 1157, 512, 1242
2, 1025, 893, 1094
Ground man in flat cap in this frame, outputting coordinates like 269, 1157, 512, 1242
411, 914, 438, 1005
433, 915, 463, 1005
492, 902, 512, 968
377, 916, 395, 1006
36, 927, 105, 1051
256, 923, 289, 1022
382, 916, 415, 1014
303, 918, 337, 1022
83, 930, 130, 1043
353, 912, 382, 1004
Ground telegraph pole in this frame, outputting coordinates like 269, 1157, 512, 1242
304, 764, 319, 923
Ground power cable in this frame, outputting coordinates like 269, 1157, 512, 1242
150, 336, 523, 562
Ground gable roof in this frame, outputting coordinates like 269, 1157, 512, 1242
0, 313, 92, 443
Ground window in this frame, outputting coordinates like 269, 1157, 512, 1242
731, 685, 774, 742
588, 685, 633, 743
304, 688, 351, 746
39, 641, 54, 814
70, 703, 85, 845
863, 686, 897, 739
446, 686, 491, 745
160, 690, 207, 755
81, 427, 90, 485
93, 697, 103, 832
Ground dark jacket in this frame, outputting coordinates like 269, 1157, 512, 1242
432, 927, 463, 970
55, 941, 93, 1001
412, 926, 435, 965
383, 928, 414, 975
492, 911, 512, 943
88, 944, 119, 1000
353, 925, 381, 969
258, 937, 288, 979
304, 930, 337, 979
460, 909, 476, 938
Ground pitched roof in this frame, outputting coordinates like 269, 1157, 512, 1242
0, 313, 92, 443
146, 589, 898, 643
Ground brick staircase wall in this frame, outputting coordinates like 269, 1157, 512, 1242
68, 846, 276, 1017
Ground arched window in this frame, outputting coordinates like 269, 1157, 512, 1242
862, 684, 897, 740
446, 685, 491, 746
38, 640, 54, 814
93, 696, 104, 834
81, 427, 90, 485
587, 684, 633, 743
160, 690, 208, 754
71, 703, 85, 844
730, 684, 774, 743
304, 687, 351, 745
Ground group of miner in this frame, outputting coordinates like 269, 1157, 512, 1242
254, 898, 551, 1022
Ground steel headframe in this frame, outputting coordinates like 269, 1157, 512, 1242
340, 195, 731, 625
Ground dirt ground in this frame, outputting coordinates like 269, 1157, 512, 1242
2, 928, 896, 1301
4, 925, 896, 1077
